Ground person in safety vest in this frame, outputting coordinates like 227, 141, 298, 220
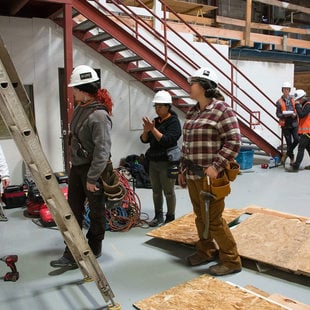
276, 82, 299, 166
286, 89, 310, 172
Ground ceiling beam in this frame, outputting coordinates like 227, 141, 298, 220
9, 0, 30, 15
253, 0, 310, 15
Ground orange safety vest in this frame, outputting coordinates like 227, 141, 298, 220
298, 101, 310, 135
278, 97, 296, 127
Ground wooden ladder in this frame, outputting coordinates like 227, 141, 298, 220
0, 36, 120, 310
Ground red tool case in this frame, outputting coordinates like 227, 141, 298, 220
2, 185, 27, 209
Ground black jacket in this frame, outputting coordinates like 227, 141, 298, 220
141, 113, 182, 161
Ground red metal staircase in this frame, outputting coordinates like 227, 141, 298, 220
51, 0, 282, 158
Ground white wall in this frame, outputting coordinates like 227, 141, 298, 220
0, 16, 294, 184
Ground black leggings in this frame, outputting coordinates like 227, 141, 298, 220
283, 127, 299, 159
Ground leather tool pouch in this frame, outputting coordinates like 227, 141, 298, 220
210, 172, 231, 199
225, 161, 240, 181
210, 161, 239, 199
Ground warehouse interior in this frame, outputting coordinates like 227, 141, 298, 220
0, 0, 309, 309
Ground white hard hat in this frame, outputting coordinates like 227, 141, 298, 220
282, 82, 292, 89
68, 65, 99, 87
294, 89, 306, 101
188, 67, 219, 86
152, 90, 172, 104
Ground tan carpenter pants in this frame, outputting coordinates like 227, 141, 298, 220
187, 178, 241, 269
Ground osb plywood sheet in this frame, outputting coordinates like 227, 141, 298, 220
147, 208, 244, 245
133, 275, 284, 310
231, 213, 310, 276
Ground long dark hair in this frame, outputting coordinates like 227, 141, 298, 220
75, 81, 113, 115
198, 79, 224, 100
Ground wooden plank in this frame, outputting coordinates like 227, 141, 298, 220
268, 294, 310, 310
244, 0, 252, 47
122, 0, 217, 15
231, 213, 310, 276
133, 275, 285, 310
244, 286, 310, 310
168, 12, 214, 25
217, 15, 310, 35
253, 0, 310, 15
162, 0, 217, 16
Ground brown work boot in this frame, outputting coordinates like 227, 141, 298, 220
207, 263, 241, 276
187, 250, 218, 266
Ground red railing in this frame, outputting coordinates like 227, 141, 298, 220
74, 0, 281, 148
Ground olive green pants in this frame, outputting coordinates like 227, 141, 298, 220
187, 178, 241, 269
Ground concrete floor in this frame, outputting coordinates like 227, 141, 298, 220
0, 159, 310, 309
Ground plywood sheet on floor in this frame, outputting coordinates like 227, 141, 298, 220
231, 213, 310, 276
147, 207, 310, 277
147, 208, 244, 245
133, 274, 284, 310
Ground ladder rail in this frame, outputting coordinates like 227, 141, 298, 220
0, 47, 117, 308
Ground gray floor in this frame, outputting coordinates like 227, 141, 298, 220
1, 158, 310, 310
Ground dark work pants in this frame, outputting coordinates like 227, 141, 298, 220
64, 164, 106, 259
282, 126, 299, 159
294, 134, 310, 169
149, 160, 176, 216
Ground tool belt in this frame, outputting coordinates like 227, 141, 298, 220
183, 159, 205, 177
100, 161, 126, 201
184, 159, 240, 199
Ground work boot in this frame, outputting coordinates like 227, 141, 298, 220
88, 240, 102, 258
148, 212, 164, 227
290, 158, 295, 166
187, 250, 219, 266
50, 255, 77, 268
165, 213, 175, 224
285, 165, 298, 173
207, 263, 241, 276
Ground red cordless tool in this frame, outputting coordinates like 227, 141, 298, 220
1, 255, 19, 281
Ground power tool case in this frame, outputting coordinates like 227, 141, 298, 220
2, 185, 27, 209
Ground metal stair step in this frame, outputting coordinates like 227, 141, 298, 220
114, 55, 142, 63
73, 20, 96, 32
86, 32, 112, 42
101, 44, 127, 53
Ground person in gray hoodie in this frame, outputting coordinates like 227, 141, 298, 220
50, 65, 113, 268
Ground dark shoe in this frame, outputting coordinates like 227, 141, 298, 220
50, 256, 77, 268
285, 166, 298, 172
148, 217, 164, 227
165, 214, 175, 224
148, 212, 164, 227
88, 240, 102, 258
187, 251, 218, 266
94, 252, 102, 258
304, 165, 310, 170
207, 263, 241, 276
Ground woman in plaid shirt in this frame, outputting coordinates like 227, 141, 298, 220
178, 67, 242, 276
